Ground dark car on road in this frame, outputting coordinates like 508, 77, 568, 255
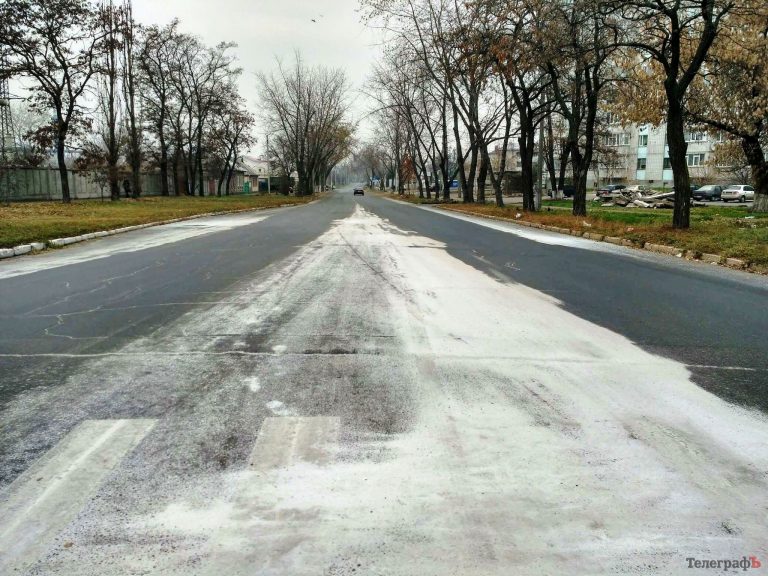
692, 184, 723, 201
353, 188, 365, 196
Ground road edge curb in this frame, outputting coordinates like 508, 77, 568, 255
412, 202, 763, 275
0, 201, 311, 262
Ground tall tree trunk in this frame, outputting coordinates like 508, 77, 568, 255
225, 164, 234, 195
159, 138, 169, 196
480, 144, 504, 208
666, 89, 691, 229
196, 139, 205, 197
519, 129, 536, 211
742, 136, 768, 213
558, 142, 571, 192
172, 150, 180, 196
56, 130, 71, 203
571, 87, 599, 217
477, 156, 487, 204
571, 148, 588, 217
464, 146, 477, 203
545, 114, 557, 193
452, 104, 468, 203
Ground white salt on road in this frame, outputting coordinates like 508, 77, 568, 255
2, 205, 767, 575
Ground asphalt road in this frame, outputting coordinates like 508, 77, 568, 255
1, 189, 767, 575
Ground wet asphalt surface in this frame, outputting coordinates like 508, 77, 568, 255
0, 190, 767, 575
1, 191, 767, 483
357, 196, 768, 412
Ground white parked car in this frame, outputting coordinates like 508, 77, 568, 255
721, 185, 755, 203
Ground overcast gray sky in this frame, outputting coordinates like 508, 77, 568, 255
132, 0, 381, 152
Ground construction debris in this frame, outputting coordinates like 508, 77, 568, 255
597, 189, 706, 209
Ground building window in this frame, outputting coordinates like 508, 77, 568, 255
663, 157, 671, 169
603, 133, 630, 147
638, 134, 648, 147
606, 112, 620, 125
685, 131, 706, 143
687, 153, 706, 167
637, 158, 647, 170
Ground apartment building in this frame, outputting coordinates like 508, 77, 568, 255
588, 114, 727, 188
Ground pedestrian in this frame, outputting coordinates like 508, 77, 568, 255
123, 179, 132, 199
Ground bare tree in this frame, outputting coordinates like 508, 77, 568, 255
121, 0, 141, 198
258, 53, 353, 196
0, 0, 104, 203
608, 0, 736, 228
138, 20, 181, 197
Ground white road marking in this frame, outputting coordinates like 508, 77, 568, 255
0, 419, 155, 574
248, 417, 340, 471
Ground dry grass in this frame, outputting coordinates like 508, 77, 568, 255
390, 194, 768, 267
0, 195, 314, 248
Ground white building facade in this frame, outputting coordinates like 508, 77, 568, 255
588, 116, 727, 188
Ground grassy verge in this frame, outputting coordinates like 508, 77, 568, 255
0, 194, 314, 248
389, 193, 768, 268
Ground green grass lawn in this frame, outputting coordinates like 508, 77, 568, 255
0, 194, 314, 248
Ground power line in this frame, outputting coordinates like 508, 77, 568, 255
0, 52, 17, 204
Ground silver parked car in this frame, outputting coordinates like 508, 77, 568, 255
721, 185, 755, 203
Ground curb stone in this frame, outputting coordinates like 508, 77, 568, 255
435, 205, 758, 275
645, 243, 682, 257
1, 202, 308, 261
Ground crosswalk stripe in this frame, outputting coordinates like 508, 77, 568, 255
0, 419, 156, 574
248, 416, 340, 471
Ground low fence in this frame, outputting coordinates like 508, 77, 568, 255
0, 168, 255, 201
0, 168, 171, 201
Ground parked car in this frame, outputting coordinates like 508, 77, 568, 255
549, 185, 576, 198
353, 187, 365, 196
670, 184, 700, 196
596, 184, 627, 199
721, 184, 755, 203
692, 184, 724, 201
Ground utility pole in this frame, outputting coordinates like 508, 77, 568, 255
1, 53, 18, 205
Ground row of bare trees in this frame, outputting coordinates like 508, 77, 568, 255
0, 0, 254, 202
361, 0, 767, 226
257, 54, 355, 197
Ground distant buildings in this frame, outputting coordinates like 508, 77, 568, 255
236, 155, 271, 192
587, 116, 731, 188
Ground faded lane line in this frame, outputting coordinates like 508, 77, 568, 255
0, 419, 156, 574
0, 351, 759, 372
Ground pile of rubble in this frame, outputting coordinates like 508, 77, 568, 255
598, 188, 705, 209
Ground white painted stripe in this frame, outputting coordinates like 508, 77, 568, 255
248, 417, 340, 471
0, 419, 156, 573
